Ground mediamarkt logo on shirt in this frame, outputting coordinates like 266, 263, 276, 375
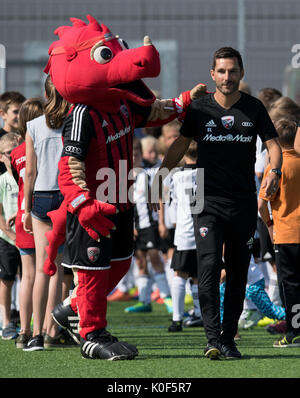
203, 133, 253, 143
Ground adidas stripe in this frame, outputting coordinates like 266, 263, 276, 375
71, 104, 87, 142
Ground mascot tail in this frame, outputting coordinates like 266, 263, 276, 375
44, 200, 67, 276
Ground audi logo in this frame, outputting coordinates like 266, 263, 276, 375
65, 146, 82, 154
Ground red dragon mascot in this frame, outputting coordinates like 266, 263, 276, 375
43, 15, 206, 360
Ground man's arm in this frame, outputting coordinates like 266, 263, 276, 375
260, 138, 282, 198
149, 135, 192, 211
294, 126, 300, 154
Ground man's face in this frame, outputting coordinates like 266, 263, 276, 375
1, 103, 21, 131
210, 57, 244, 96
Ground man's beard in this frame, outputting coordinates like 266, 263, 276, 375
217, 81, 240, 95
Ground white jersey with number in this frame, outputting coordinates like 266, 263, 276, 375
169, 166, 197, 250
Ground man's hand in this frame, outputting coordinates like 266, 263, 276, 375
261, 171, 280, 198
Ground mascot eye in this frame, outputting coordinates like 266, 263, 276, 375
93, 46, 113, 64
118, 38, 129, 50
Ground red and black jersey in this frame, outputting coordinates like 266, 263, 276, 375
10, 142, 35, 249
59, 100, 151, 213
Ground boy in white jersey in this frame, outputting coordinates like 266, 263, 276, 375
168, 141, 202, 331
125, 138, 171, 313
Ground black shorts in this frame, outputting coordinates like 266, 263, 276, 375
0, 238, 22, 281
159, 228, 175, 254
134, 225, 160, 252
171, 248, 198, 278
62, 208, 134, 270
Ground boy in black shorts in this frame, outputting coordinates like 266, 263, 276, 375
125, 138, 171, 313
168, 141, 202, 332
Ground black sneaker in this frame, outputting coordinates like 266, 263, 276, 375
44, 330, 79, 348
168, 320, 183, 332
23, 335, 44, 351
220, 340, 242, 359
183, 314, 203, 327
81, 329, 138, 360
273, 332, 300, 347
204, 341, 222, 360
52, 299, 80, 344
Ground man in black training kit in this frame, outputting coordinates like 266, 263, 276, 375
150, 47, 282, 360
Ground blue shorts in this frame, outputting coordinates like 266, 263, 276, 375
19, 245, 64, 256
31, 190, 64, 223
19, 248, 35, 256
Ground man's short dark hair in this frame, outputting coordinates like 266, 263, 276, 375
212, 47, 244, 71
274, 118, 297, 148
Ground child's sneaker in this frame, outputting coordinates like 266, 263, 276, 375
23, 335, 44, 351
183, 314, 203, 327
273, 332, 300, 347
44, 331, 79, 348
124, 302, 152, 313
2, 322, 18, 340
15, 333, 31, 349
168, 320, 183, 332
266, 320, 287, 335
163, 297, 173, 314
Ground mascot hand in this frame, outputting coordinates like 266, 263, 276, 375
190, 83, 207, 100
76, 199, 117, 241
43, 201, 67, 276
178, 83, 207, 117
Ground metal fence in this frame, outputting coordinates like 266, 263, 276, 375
1, 0, 300, 100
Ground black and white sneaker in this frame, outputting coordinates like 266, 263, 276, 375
81, 329, 138, 361
52, 298, 80, 344
220, 340, 242, 359
23, 335, 44, 351
183, 314, 203, 327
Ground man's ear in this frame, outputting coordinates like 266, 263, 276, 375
0, 108, 6, 119
210, 69, 215, 81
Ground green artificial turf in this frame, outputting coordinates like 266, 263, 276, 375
1, 300, 300, 379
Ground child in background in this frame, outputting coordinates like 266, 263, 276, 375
167, 141, 202, 331
258, 118, 300, 347
0, 92, 26, 174
0, 133, 22, 340
23, 76, 71, 351
125, 138, 171, 313
9, 98, 44, 348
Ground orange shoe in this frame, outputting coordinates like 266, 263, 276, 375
151, 288, 160, 302
107, 289, 133, 302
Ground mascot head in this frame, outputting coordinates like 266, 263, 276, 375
45, 15, 160, 110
